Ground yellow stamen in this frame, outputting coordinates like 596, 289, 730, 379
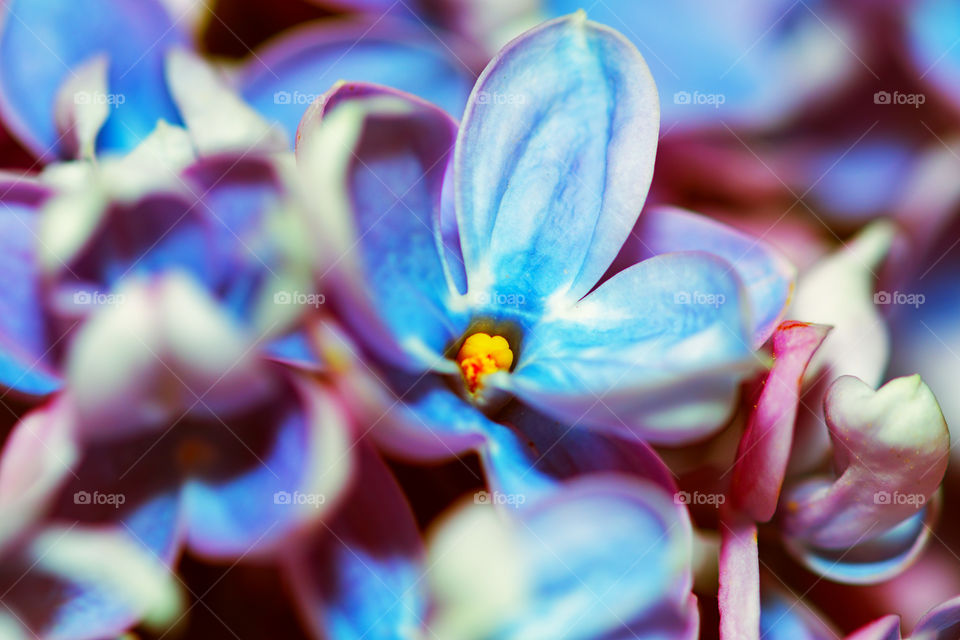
456, 332, 514, 394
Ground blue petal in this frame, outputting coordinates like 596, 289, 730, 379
624, 206, 795, 347
511, 252, 755, 445
501, 478, 694, 639
290, 444, 426, 640
455, 14, 659, 308
181, 154, 314, 331
483, 404, 678, 502
182, 397, 327, 559
372, 372, 490, 460
237, 20, 473, 141
0, 179, 60, 396
0, 0, 185, 158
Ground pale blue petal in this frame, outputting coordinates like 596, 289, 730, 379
511, 252, 754, 444
624, 206, 795, 347
455, 14, 659, 308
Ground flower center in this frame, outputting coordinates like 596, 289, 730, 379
456, 332, 514, 394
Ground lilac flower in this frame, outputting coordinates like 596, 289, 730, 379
0, 416, 181, 639
0, 0, 475, 160
294, 13, 795, 474
0, 273, 353, 566
0, 133, 318, 399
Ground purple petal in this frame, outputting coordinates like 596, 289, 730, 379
454, 13, 659, 307
913, 595, 960, 639
238, 18, 474, 141
731, 321, 829, 522
297, 82, 467, 372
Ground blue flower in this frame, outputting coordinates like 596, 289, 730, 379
296, 13, 795, 469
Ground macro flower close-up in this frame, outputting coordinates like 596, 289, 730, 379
1, 1, 960, 639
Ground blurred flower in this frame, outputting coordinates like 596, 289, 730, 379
0, 413, 182, 639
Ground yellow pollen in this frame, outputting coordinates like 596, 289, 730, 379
456, 332, 513, 394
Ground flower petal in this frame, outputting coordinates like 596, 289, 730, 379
730, 321, 829, 522
0, 0, 186, 159
787, 221, 894, 388
297, 82, 466, 371
427, 476, 695, 639
180, 153, 315, 336
454, 13, 659, 307
65, 274, 275, 439
0, 175, 60, 397
53, 56, 110, 160
779, 374, 948, 583
511, 251, 755, 445
908, 0, 960, 113
182, 378, 352, 559
1, 526, 183, 640
622, 205, 796, 347
482, 402, 679, 502
846, 616, 901, 640
913, 595, 960, 639
165, 49, 288, 154
237, 19, 474, 140
719, 513, 759, 640
287, 442, 426, 640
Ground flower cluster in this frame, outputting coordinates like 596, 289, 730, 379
0, 1, 958, 639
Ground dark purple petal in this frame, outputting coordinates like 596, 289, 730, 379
297, 82, 467, 372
